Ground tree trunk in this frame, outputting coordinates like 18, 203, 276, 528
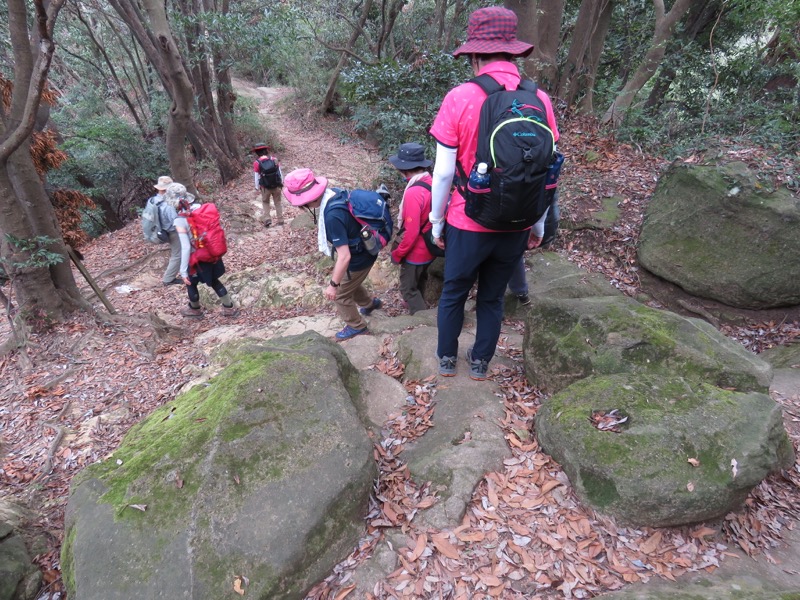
533, 0, 565, 89
140, 0, 195, 191
577, 0, 613, 113
0, 0, 84, 321
506, 0, 538, 74
107, 0, 243, 188
215, 68, 240, 160
187, 119, 240, 184
602, 0, 694, 128
433, 0, 447, 48
558, 0, 603, 105
210, 0, 240, 159
507, 0, 565, 90
444, 0, 467, 50
644, 0, 723, 111
321, 0, 374, 114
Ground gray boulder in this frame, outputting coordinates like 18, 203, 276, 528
536, 373, 794, 527
62, 332, 376, 600
0, 501, 41, 600
638, 160, 800, 309
523, 294, 772, 395
395, 327, 511, 529
525, 251, 622, 301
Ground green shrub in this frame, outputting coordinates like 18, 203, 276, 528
341, 52, 470, 155
234, 95, 282, 154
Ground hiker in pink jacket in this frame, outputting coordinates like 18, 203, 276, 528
389, 143, 435, 314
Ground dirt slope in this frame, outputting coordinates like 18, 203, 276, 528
233, 78, 383, 189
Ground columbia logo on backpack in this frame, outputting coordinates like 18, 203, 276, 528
457, 74, 556, 230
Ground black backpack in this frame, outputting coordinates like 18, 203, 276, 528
409, 181, 445, 258
258, 157, 281, 189
458, 74, 556, 230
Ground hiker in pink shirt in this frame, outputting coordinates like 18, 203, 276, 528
428, 6, 560, 380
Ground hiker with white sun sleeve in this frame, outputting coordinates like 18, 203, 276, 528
164, 183, 238, 319
428, 6, 560, 381
252, 143, 284, 227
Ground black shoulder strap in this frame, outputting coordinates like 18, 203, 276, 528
471, 74, 539, 96
409, 181, 431, 192
470, 73, 504, 95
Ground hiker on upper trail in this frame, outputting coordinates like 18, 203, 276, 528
252, 143, 284, 227
142, 175, 183, 286
428, 6, 560, 380
282, 168, 390, 340
388, 142, 436, 315
164, 183, 238, 318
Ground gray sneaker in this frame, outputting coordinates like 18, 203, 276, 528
437, 354, 457, 377
465, 346, 489, 381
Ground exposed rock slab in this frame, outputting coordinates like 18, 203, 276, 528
0, 500, 41, 600
523, 295, 772, 395
395, 326, 514, 529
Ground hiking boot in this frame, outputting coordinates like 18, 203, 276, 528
180, 306, 203, 318
264, 219, 272, 228
221, 305, 239, 317
516, 293, 531, 306
163, 278, 183, 286
359, 297, 383, 316
465, 346, 489, 381
437, 354, 457, 377
335, 325, 368, 340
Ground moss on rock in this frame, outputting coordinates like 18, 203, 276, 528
536, 373, 793, 527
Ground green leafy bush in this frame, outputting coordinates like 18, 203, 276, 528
341, 53, 470, 155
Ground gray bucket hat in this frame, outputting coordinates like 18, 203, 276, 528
388, 143, 433, 170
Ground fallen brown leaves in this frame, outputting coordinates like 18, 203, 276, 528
307, 331, 800, 599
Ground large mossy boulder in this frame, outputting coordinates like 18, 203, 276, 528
523, 295, 772, 395
638, 160, 800, 309
0, 520, 41, 600
62, 332, 376, 600
536, 374, 794, 527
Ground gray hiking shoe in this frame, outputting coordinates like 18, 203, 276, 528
437, 354, 457, 377
180, 305, 203, 318
465, 346, 489, 381
221, 305, 239, 317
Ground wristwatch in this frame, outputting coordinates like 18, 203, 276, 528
329, 280, 340, 288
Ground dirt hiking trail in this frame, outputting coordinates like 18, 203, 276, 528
233, 78, 383, 190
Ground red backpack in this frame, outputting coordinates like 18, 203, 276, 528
186, 203, 227, 266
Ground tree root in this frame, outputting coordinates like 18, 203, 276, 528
37, 400, 72, 478
39, 426, 66, 478
677, 298, 720, 328
95, 249, 167, 281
